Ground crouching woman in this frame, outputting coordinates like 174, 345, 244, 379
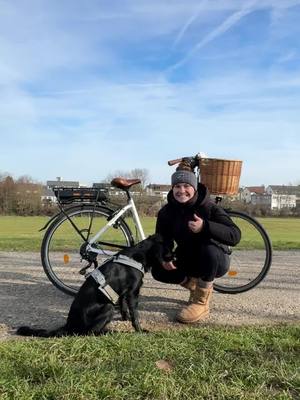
151, 166, 241, 323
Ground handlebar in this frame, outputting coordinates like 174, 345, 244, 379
167, 158, 183, 166
167, 153, 203, 169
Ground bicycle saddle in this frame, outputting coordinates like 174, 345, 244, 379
111, 178, 141, 190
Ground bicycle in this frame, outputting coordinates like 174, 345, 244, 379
40, 154, 272, 296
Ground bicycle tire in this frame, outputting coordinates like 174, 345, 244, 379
41, 204, 134, 296
213, 211, 272, 294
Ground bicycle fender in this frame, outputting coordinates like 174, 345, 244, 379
39, 213, 61, 231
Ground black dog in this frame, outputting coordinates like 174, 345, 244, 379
16, 234, 163, 337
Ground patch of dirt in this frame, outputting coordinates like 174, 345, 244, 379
0, 251, 299, 341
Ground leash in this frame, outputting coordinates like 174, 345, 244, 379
86, 255, 144, 305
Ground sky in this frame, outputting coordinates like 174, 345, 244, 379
1, 0, 300, 187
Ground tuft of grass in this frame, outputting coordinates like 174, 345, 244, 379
0, 325, 299, 399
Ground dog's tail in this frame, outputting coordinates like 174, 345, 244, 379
16, 325, 68, 338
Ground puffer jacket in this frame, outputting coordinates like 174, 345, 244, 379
155, 183, 241, 261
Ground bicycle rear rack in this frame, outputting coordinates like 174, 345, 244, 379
53, 187, 108, 204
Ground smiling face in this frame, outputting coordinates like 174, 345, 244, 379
172, 183, 196, 203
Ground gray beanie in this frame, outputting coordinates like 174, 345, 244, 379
171, 170, 197, 190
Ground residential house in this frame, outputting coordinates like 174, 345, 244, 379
241, 186, 266, 204
266, 185, 299, 210
240, 186, 271, 207
93, 182, 130, 196
46, 177, 80, 189
41, 187, 57, 203
146, 184, 171, 199
42, 177, 80, 203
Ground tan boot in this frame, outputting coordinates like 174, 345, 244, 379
180, 277, 198, 302
176, 286, 213, 324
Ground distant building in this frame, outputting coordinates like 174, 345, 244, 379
266, 185, 299, 209
146, 184, 171, 199
241, 186, 266, 203
93, 181, 127, 196
46, 177, 80, 189
41, 187, 57, 203
42, 177, 80, 204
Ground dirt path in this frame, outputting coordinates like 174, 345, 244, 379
0, 251, 299, 340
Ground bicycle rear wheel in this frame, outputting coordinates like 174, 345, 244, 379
213, 211, 272, 294
41, 205, 134, 296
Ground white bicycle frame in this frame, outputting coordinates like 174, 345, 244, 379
85, 196, 146, 255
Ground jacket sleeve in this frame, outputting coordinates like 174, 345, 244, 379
202, 206, 241, 246
155, 208, 175, 261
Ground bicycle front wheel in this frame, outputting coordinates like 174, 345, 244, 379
41, 205, 134, 296
213, 211, 272, 294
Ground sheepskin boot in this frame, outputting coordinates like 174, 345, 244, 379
176, 285, 213, 324
180, 277, 198, 302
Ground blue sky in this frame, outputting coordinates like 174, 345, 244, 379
1, 0, 300, 187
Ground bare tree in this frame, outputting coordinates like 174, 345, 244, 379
0, 171, 11, 181
104, 170, 131, 184
130, 168, 150, 189
104, 168, 150, 190
0, 176, 15, 213
16, 175, 35, 184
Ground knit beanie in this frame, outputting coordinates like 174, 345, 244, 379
171, 170, 197, 190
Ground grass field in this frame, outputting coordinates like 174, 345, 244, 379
0, 215, 299, 251
0, 325, 299, 400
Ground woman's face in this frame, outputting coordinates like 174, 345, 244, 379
172, 183, 195, 203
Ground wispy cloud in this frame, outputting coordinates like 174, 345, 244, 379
276, 50, 298, 63
171, 0, 209, 48
168, 0, 260, 72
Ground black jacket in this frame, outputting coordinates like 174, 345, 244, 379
155, 183, 241, 261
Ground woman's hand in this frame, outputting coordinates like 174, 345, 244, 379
162, 261, 177, 270
188, 214, 204, 233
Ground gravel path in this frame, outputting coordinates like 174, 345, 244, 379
0, 251, 299, 340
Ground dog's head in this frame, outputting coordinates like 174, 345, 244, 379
123, 234, 164, 272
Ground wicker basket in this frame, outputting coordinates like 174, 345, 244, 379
199, 158, 242, 195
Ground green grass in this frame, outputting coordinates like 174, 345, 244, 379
0, 325, 299, 400
0, 216, 299, 251
259, 218, 300, 250
0, 216, 156, 252
0, 216, 47, 251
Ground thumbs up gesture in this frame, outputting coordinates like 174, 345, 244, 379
188, 214, 204, 233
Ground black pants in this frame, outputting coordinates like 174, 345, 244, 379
151, 243, 230, 284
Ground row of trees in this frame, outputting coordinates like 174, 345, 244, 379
1, 172, 300, 217
0, 170, 153, 216
0, 175, 46, 215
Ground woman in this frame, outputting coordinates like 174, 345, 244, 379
152, 165, 241, 323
